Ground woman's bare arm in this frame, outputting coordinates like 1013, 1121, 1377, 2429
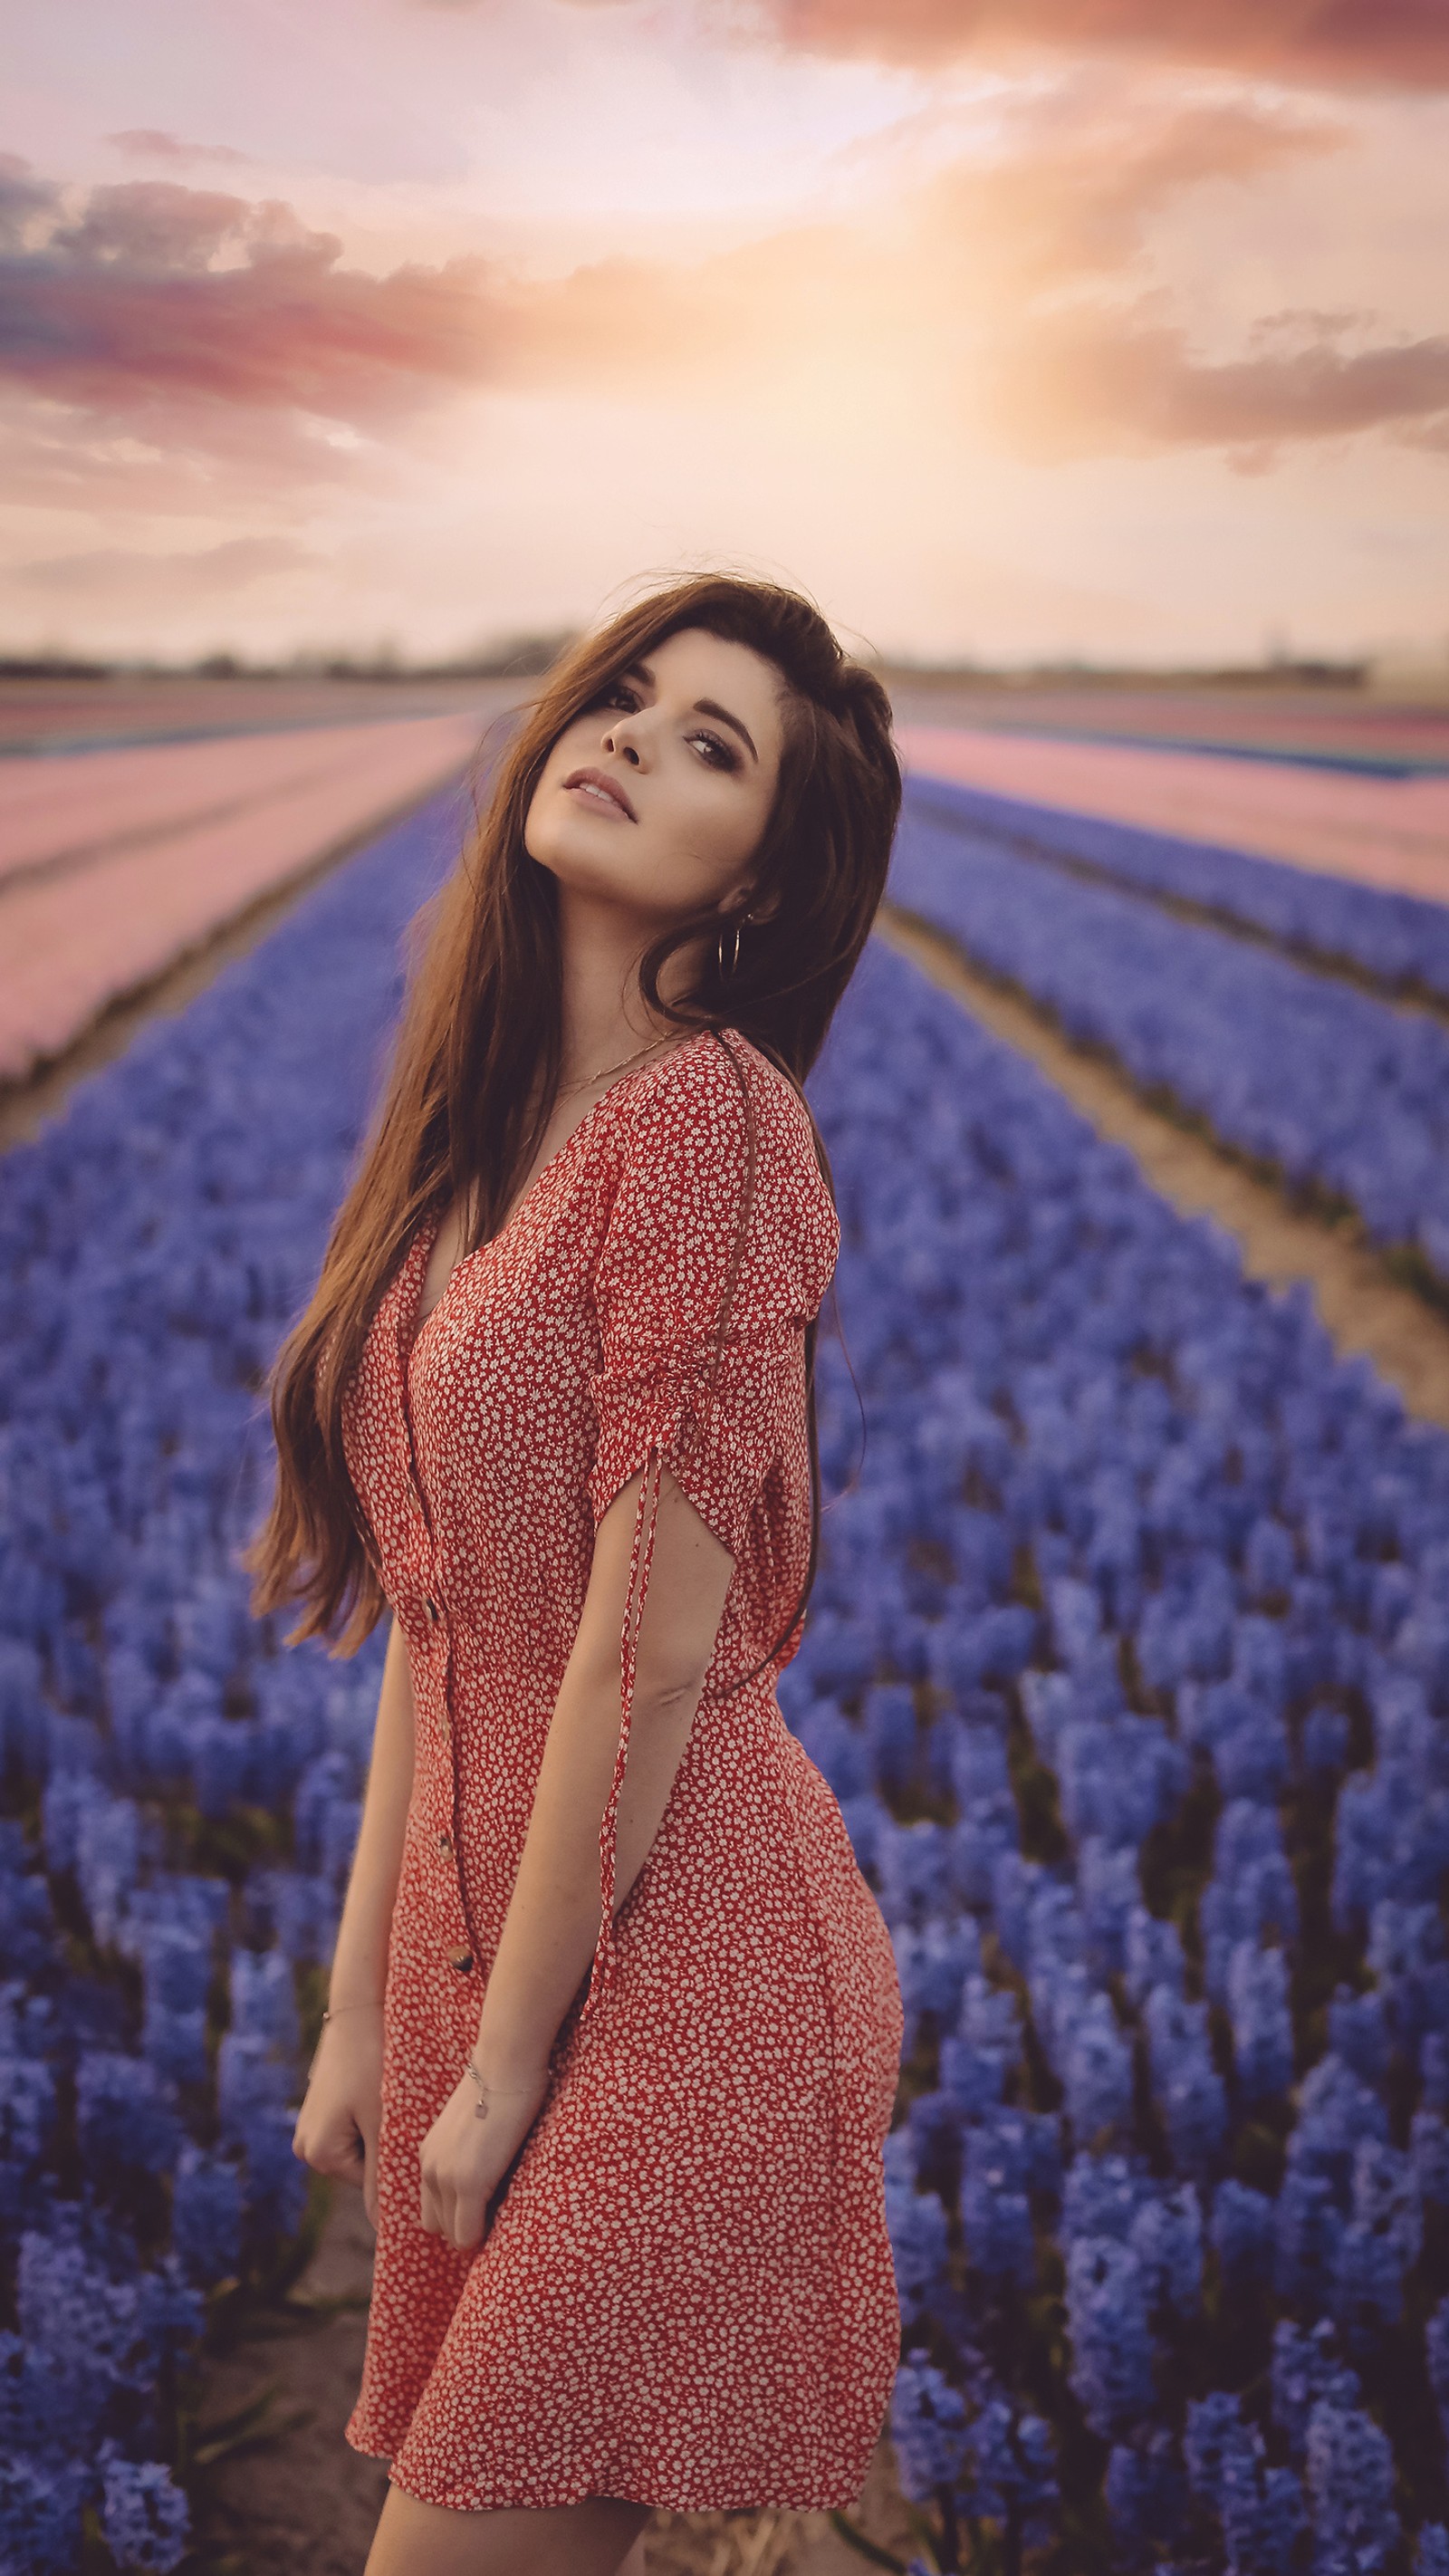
327, 1612, 417, 2003
293, 1613, 416, 2218
475, 1463, 734, 2080
418, 1465, 734, 2245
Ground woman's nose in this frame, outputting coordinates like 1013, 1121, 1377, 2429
601, 723, 644, 767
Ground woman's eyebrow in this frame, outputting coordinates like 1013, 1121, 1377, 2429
694, 698, 758, 763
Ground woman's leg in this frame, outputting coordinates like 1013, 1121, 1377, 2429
364, 2485, 649, 2576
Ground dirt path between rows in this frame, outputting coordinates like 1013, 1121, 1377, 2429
879, 903, 1449, 1432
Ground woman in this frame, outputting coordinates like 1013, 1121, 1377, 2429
253, 573, 906, 2576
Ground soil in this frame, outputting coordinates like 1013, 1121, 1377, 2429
197, 2188, 914, 2576
879, 903, 1449, 1434
198, 2190, 389, 2576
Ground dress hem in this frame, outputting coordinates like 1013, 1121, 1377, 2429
346, 2417, 875, 2518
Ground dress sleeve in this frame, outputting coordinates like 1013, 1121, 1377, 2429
578, 1033, 836, 2024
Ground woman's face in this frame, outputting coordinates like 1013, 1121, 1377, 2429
523, 626, 786, 932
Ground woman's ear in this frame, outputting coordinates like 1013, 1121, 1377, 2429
727, 880, 781, 927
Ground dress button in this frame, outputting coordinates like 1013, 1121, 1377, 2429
446, 1944, 474, 1974
436, 1830, 453, 1857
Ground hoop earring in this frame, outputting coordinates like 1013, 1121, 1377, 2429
716, 919, 741, 979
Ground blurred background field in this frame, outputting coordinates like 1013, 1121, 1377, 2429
0, 677, 513, 1091
6, 660, 1448, 1108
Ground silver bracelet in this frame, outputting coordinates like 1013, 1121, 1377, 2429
308, 2003, 383, 2074
464, 2055, 540, 2121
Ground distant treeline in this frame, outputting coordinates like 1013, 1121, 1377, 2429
0, 632, 581, 684
0, 642, 1373, 689
888, 655, 1371, 690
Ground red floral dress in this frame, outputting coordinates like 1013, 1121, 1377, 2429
341, 1024, 903, 2514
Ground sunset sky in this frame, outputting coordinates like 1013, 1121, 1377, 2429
5, 0, 1449, 667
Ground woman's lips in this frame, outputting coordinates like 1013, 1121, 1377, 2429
562, 767, 637, 821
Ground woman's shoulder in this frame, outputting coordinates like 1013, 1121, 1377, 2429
612, 1027, 838, 1302
612, 1024, 829, 1205
622, 1024, 820, 1171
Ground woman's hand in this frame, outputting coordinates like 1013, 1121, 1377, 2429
418, 2059, 552, 2251
293, 2005, 385, 2225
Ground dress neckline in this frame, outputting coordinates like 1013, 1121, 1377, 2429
406, 1024, 731, 1351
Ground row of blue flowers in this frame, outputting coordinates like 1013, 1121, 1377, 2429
6, 776, 1449, 2569
0, 792, 464, 2571
888, 779, 1449, 1287
907, 774, 1449, 1012
796, 937, 1449, 2571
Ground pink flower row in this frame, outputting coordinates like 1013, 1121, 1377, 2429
0, 714, 484, 1081
897, 726, 1449, 904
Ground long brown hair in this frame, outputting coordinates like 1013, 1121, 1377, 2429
251, 572, 901, 1649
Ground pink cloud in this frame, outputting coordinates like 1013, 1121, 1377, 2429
918, 101, 1449, 459
0, 168, 507, 430
924, 94, 1341, 292
995, 310, 1449, 460
0, 152, 62, 247
744, 0, 1449, 87
106, 130, 254, 168
3, 100, 1444, 497
14, 534, 315, 596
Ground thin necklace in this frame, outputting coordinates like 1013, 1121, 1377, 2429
556, 1032, 678, 1099
439, 1032, 681, 1264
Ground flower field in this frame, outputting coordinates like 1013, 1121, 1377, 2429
0, 711, 484, 1081
5, 782, 1449, 2569
889, 781, 1449, 1291
805, 941, 1449, 2572
907, 776, 1449, 1011
0, 794, 456, 2570
897, 728, 1449, 904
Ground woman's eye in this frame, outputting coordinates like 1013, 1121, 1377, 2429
588, 687, 735, 772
